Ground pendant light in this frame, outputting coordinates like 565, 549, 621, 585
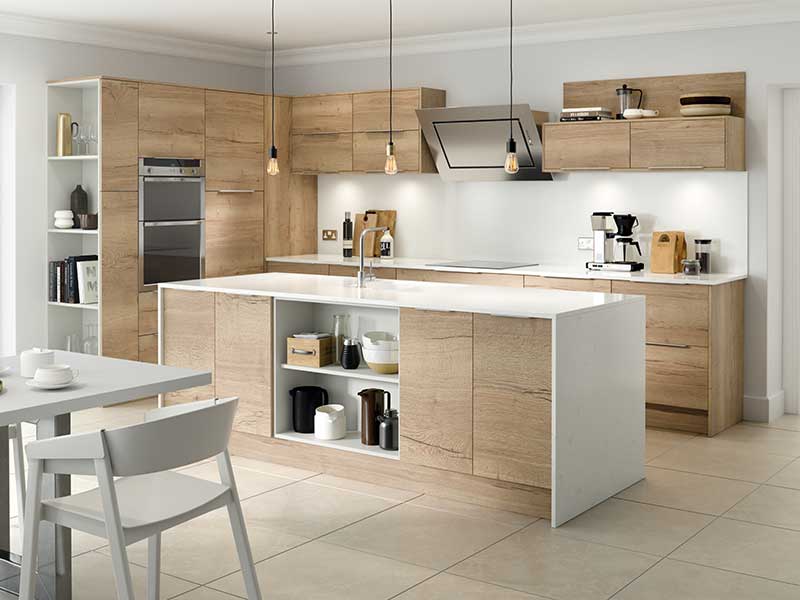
267, 0, 280, 176
384, 0, 398, 175
504, 0, 519, 175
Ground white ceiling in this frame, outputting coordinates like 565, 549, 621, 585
0, 0, 777, 51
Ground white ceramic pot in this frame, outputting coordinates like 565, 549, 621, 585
362, 347, 399, 375
362, 331, 399, 350
54, 210, 74, 229
34, 364, 78, 386
314, 404, 346, 440
20, 348, 55, 378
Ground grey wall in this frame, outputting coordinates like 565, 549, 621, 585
274, 21, 800, 409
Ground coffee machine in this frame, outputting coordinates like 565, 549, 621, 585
587, 212, 645, 272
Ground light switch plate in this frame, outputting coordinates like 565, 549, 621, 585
322, 229, 338, 241
578, 237, 593, 251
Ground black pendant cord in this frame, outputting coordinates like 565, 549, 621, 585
389, 0, 394, 145
509, 0, 513, 140
270, 0, 276, 152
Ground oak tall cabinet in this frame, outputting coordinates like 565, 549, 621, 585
139, 83, 205, 159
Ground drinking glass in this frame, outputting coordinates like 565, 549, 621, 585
82, 323, 99, 355
87, 124, 98, 155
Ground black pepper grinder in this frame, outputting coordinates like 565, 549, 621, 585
340, 338, 361, 370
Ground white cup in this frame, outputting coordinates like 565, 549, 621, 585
34, 364, 78, 386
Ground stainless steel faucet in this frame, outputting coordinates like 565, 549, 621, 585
357, 226, 388, 288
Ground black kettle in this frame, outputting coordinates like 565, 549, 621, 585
290, 386, 328, 433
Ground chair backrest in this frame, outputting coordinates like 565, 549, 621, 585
102, 397, 238, 477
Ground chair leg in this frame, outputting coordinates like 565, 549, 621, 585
12, 424, 26, 539
19, 459, 42, 600
147, 534, 161, 600
226, 499, 262, 600
106, 530, 136, 600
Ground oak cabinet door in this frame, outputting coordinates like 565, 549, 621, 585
101, 80, 139, 191
395, 269, 523, 288
543, 121, 630, 171
215, 294, 272, 437
266, 262, 329, 275
291, 94, 353, 134
291, 134, 353, 173
206, 191, 265, 278
399, 309, 473, 474
162, 289, 216, 404
473, 315, 552, 488
206, 90, 264, 191
631, 118, 725, 169
138, 291, 158, 336
646, 344, 709, 411
138, 334, 158, 364
352, 89, 422, 132
353, 131, 420, 173
139, 83, 205, 158
523, 276, 612, 293
101, 192, 138, 360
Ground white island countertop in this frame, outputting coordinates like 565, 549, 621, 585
161, 272, 644, 320
265, 254, 747, 286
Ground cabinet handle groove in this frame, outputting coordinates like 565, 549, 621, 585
646, 342, 690, 349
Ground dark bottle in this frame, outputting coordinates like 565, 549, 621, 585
341, 338, 361, 370
70, 185, 88, 228
378, 394, 399, 451
342, 211, 353, 258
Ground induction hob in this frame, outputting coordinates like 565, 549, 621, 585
426, 260, 539, 270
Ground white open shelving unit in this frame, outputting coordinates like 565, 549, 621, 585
273, 298, 400, 460
45, 78, 102, 353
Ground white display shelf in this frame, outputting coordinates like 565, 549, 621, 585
281, 362, 398, 384
48, 228, 98, 235
276, 430, 398, 460
48, 302, 99, 311
47, 155, 98, 161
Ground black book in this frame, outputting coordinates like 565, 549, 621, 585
48, 262, 57, 302
67, 254, 98, 304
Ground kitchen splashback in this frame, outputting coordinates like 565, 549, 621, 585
317, 171, 748, 274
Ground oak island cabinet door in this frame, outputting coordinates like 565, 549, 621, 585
399, 309, 473, 474
473, 315, 552, 488
215, 294, 272, 437
162, 289, 216, 405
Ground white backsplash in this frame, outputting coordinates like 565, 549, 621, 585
317, 171, 748, 274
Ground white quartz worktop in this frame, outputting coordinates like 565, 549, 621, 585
161, 272, 643, 320
266, 254, 747, 286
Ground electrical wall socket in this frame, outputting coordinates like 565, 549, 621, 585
322, 229, 338, 241
578, 237, 594, 251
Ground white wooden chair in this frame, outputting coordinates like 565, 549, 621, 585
19, 398, 262, 600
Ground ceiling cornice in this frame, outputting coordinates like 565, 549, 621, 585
0, 3, 799, 69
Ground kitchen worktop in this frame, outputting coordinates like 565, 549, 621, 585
160, 272, 643, 320
265, 254, 747, 286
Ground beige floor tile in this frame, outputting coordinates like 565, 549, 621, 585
715, 424, 800, 456
8, 517, 108, 557
767, 457, 800, 489
748, 414, 800, 432
612, 558, 800, 599
616, 467, 758, 515
449, 521, 658, 600
725, 484, 800, 530
395, 572, 547, 599
104, 506, 309, 585
645, 428, 697, 462
648, 437, 793, 482
72, 550, 195, 599
323, 503, 521, 570
209, 540, 435, 599
226, 455, 318, 481
672, 517, 800, 585
239, 480, 397, 539
305, 473, 420, 503
178, 460, 297, 500
172, 587, 241, 599
409, 495, 537, 528
554, 498, 712, 556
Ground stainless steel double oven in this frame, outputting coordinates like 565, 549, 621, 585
138, 158, 205, 291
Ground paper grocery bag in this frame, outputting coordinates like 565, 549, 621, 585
651, 231, 687, 273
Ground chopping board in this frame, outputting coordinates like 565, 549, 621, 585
353, 210, 397, 257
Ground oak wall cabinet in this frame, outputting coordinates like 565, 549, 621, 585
543, 121, 630, 172
139, 83, 205, 159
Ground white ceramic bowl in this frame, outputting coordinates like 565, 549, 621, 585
362, 331, 399, 350
362, 347, 399, 374
34, 364, 78, 385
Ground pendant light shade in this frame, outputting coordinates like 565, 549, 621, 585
384, 0, 397, 175
267, 0, 279, 176
504, 0, 519, 175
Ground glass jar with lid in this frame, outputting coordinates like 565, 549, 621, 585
694, 239, 712, 273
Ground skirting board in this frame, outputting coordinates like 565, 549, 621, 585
744, 389, 785, 422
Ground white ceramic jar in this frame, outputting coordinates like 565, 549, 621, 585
314, 404, 346, 440
54, 210, 74, 229
20, 348, 55, 378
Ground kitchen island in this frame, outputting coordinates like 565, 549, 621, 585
158, 273, 645, 526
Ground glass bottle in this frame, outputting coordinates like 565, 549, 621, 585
82, 323, 99, 355
332, 314, 350, 365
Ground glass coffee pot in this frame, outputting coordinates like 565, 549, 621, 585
616, 84, 643, 119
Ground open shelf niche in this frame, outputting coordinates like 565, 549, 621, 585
273, 299, 400, 460
45, 79, 101, 353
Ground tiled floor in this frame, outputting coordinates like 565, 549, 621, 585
5, 401, 800, 599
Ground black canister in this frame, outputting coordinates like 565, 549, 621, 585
70, 185, 88, 228
341, 339, 361, 370
290, 386, 328, 433
378, 401, 399, 451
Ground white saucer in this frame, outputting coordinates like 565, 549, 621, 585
26, 379, 77, 390
0, 367, 10, 376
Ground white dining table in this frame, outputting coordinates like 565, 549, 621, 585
0, 351, 211, 599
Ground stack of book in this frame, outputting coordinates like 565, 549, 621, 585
560, 107, 614, 122
48, 255, 98, 305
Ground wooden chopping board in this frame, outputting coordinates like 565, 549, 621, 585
353, 210, 397, 257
